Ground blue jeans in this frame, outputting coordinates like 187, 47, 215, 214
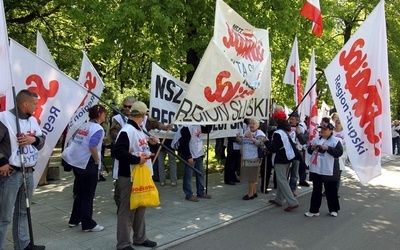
0, 170, 34, 250
183, 157, 205, 199
289, 160, 300, 191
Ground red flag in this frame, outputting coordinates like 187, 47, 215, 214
300, 0, 323, 38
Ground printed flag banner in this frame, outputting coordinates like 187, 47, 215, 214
150, 62, 245, 139
36, 31, 58, 68
64, 51, 105, 147
174, 0, 271, 124
0, 0, 13, 111
150, 62, 189, 138
324, 0, 390, 184
214, 0, 271, 119
300, 0, 323, 37
283, 36, 303, 105
174, 40, 268, 124
9, 39, 87, 187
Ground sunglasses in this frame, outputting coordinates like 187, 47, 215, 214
123, 105, 132, 109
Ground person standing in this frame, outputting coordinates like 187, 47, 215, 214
62, 105, 107, 232
305, 119, 343, 217
223, 137, 241, 185
112, 101, 158, 250
177, 125, 211, 202
110, 97, 171, 212
288, 111, 309, 196
236, 119, 266, 200
391, 120, 400, 155
268, 110, 299, 212
157, 138, 177, 186
0, 90, 46, 250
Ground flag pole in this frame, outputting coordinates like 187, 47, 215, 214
291, 71, 325, 114
85, 90, 203, 176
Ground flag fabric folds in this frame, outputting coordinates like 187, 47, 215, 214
174, 0, 271, 124
300, 0, 323, 37
9, 39, 87, 187
63, 51, 105, 148
324, 0, 390, 185
283, 36, 303, 106
0, 0, 13, 111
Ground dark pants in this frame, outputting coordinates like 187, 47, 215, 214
69, 162, 99, 230
224, 149, 240, 183
309, 173, 340, 213
260, 153, 275, 192
298, 160, 308, 183
392, 136, 400, 154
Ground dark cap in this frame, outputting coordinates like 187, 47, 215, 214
288, 111, 299, 118
318, 121, 334, 130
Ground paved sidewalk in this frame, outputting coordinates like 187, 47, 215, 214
4, 153, 397, 250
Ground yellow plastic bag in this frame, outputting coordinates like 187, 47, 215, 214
130, 164, 160, 210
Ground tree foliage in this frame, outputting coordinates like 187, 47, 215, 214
4, 0, 400, 117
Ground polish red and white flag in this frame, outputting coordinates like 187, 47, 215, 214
324, 0, 390, 185
300, 0, 323, 38
283, 36, 303, 105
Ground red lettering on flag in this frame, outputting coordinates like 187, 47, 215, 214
339, 38, 382, 155
204, 71, 255, 104
25, 74, 59, 124
78, 72, 97, 108
222, 23, 264, 62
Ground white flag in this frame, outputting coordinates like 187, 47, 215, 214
36, 31, 58, 68
324, 0, 390, 184
64, 51, 105, 147
283, 36, 303, 105
9, 39, 87, 187
318, 101, 330, 122
150, 62, 245, 138
174, 0, 271, 124
300, 49, 318, 166
0, 0, 12, 111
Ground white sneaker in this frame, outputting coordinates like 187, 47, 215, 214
329, 211, 338, 217
304, 211, 320, 217
84, 225, 104, 232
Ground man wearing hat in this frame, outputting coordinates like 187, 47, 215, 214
288, 111, 310, 197
112, 101, 159, 250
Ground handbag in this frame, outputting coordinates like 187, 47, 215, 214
130, 164, 160, 210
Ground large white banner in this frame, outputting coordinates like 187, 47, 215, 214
0, 0, 12, 111
174, 0, 271, 124
150, 62, 245, 139
324, 0, 390, 184
9, 39, 87, 187
64, 52, 104, 147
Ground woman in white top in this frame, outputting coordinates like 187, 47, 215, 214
62, 105, 107, 232
305, 119, 343, 217
236, 119, 266, 200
